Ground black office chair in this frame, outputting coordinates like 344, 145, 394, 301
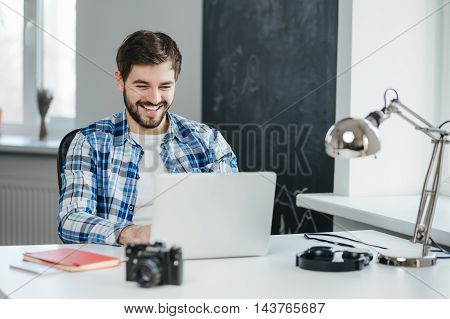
57, 129, 81, 192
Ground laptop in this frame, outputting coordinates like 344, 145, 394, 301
151, 172, 277, 259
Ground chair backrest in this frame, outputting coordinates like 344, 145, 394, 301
57, 129, 81, 192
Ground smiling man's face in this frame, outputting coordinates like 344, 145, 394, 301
116, 61, 176, 133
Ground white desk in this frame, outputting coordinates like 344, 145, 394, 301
1, 231, 449, 299
296, 194, 450, 246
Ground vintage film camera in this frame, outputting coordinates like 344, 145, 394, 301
126, 242, 183, 287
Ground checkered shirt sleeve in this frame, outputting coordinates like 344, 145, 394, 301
58, 132, 132, 245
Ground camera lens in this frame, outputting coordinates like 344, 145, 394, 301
136, 259, 162, 288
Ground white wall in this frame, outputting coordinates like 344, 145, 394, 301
440, 4, 450, 196
335, 0, 443, 196
76, 0, 203, 128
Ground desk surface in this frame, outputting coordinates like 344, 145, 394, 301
296, 194, 450, 246
1, 231, 449, 299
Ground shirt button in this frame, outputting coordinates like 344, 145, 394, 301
129, 205, 134, 211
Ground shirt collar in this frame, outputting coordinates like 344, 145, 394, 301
164, 112, 185, 142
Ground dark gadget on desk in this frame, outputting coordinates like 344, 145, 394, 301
126, 242, 183, 288
296, 246, 373, 272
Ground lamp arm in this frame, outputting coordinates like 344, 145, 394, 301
389, 100, 434, 128
412, 137, 447, 256
385, 100, 449, 140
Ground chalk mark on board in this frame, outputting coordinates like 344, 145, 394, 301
275, 184, 318, 234
212, 46, 261, 112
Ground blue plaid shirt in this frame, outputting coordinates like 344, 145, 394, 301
58, 111, 238, 246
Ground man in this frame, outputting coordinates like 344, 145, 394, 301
58, 30, 238, 246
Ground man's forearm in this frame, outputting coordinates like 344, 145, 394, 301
58, 204, 132, 246
118, 224, 151, 245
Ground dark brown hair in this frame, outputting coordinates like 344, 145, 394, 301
116, 30, 182, 82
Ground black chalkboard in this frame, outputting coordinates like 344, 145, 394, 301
203, 0, 338, 234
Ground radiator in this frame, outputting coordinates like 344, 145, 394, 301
0, 178, 60, 245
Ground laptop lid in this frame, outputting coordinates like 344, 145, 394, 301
151, 172, 277, 259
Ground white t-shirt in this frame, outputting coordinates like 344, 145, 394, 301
130, 132, 167, 225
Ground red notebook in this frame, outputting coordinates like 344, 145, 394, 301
23, 248, 123, 272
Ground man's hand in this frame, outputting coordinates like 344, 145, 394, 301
118, 225, 151, 245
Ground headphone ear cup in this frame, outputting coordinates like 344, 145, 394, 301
303, 246, 334, 261
342, 248, 373, 265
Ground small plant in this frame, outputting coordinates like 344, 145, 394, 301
37, 88, 53, 140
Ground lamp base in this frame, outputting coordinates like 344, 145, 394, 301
377, 253, 436, 267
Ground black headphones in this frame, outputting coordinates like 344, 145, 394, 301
296, 246, 373, 272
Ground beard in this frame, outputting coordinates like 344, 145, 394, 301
123, 87, 171, 130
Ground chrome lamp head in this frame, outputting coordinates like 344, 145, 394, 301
325, 117, 381, 159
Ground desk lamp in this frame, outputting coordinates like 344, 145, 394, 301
325, 89, 449, 267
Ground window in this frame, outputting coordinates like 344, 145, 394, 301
0, 0, 24, 124
43, 0, 76, 119
0, 0, 76, 136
